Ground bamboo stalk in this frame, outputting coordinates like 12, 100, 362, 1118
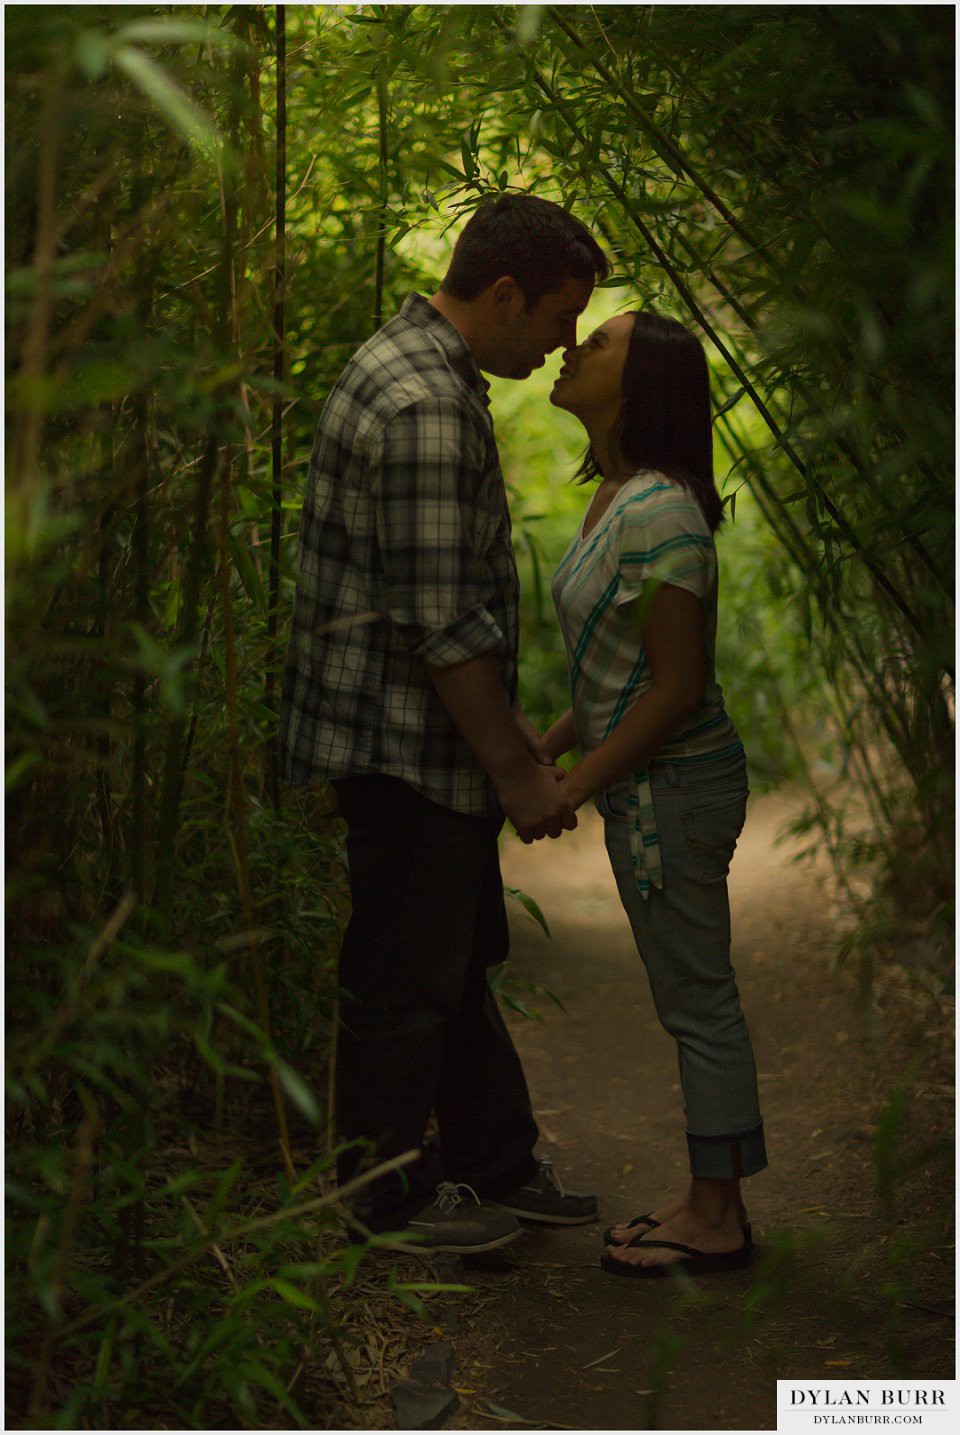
152, 432, 219, 916
265, 3, 286, 811
13, 72, 61, 514
129, 395, 150, 900
26, 1097, 99, 1425
213, 21, 296, 1186
373, 63, 388, 333
218, 447, 297, 1187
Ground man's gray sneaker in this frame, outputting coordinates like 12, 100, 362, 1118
385, 1181, 521, 1254
497, 1156, 598, 1225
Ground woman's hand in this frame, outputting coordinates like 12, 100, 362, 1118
513, 706, 557, 767
541, 708, 577, 764
557, 765, 593, 811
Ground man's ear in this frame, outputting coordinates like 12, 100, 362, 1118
488, 275, 523, 310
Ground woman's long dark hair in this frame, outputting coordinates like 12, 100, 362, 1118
576, 311, 724, 533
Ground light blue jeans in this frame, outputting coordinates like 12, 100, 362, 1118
597, 748, 767, 1180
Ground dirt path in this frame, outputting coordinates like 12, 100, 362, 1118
446, 790, 954, 1432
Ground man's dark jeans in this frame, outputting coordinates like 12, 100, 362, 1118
332, 774, 540, 1230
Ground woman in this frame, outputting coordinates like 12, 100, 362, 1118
541, 310, 766, 1277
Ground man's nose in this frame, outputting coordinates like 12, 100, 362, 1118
561, 319, 579, 352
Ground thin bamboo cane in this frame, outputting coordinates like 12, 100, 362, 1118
12, 73, 61, 514
373, 64, 389, 333
217, 440, 297, 1187
265, 3, 286, 812
129, 398, 150, 900
216, 15, 296, 1186
152, 432, 219, 915
26, 1097, 99, 1425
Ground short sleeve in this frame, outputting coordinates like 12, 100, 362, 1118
614, 488, 714, 606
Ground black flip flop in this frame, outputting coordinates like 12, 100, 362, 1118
601, 1212, 659, 1246
603, 1217, 753, 1250
600, 1233, 753, 1279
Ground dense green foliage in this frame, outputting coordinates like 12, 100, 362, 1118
6, 4, 953, 1425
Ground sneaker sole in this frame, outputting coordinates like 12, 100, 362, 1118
500, 1206, 598, 1225
379, 1226, 522, 1255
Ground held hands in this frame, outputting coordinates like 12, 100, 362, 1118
508, 708, 595, 838
513, 706, 560, 771
496, 761, 578, 843
502, 708, 573, 840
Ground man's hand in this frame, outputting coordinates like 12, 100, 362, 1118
426, 656, 574, 837
495, 762, 578, 843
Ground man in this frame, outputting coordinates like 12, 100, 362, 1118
280, 195, 608, 1252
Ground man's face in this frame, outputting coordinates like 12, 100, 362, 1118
495, 275, 594, 380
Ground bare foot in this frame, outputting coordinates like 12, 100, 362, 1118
605, 1206, 746, 1269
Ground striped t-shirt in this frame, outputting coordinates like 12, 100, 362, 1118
551, 470, 742, 895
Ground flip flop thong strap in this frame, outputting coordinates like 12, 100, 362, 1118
625, 1236, 698, 1256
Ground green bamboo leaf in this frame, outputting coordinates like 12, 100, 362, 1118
504, 885, 551, 938
268, 1278, 321, 1312
333, 1244, 368, 1284
113, 45, 217, 148
460, 132, 477, 180
227, 531, 267, 615
5, 753, 39, 791
115, 19, 238, 47
714, 386, 746, 419
274, 1058, 321, 1126
499, 991, 544, 1023
517, 6, 546, 45
75, 31, 110, 80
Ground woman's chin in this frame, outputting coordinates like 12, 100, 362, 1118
549, 384, 570, 410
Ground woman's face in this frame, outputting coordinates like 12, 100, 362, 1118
549, 313, 635, 420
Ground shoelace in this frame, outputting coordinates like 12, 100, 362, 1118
432, 1180, 482, 1217
537, 1155, 566, 1198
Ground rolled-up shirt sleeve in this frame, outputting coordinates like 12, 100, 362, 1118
371, 395, 505, 667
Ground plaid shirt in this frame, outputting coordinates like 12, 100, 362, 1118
280, 294, 519, 817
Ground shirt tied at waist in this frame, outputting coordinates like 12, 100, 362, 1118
627, 767, 663, 899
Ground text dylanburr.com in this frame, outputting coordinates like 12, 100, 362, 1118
777, 1382, 955, 1434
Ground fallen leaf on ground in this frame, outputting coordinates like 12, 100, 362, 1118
582, 1347, 621, 1369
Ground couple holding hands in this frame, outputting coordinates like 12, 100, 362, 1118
280, 195, 765, 1279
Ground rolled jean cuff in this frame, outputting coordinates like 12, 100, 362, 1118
686, 1121, 767, 1179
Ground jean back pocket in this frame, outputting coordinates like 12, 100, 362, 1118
681, 790, 748, 883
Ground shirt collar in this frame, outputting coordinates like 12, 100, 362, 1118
399, 293, 491, 401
